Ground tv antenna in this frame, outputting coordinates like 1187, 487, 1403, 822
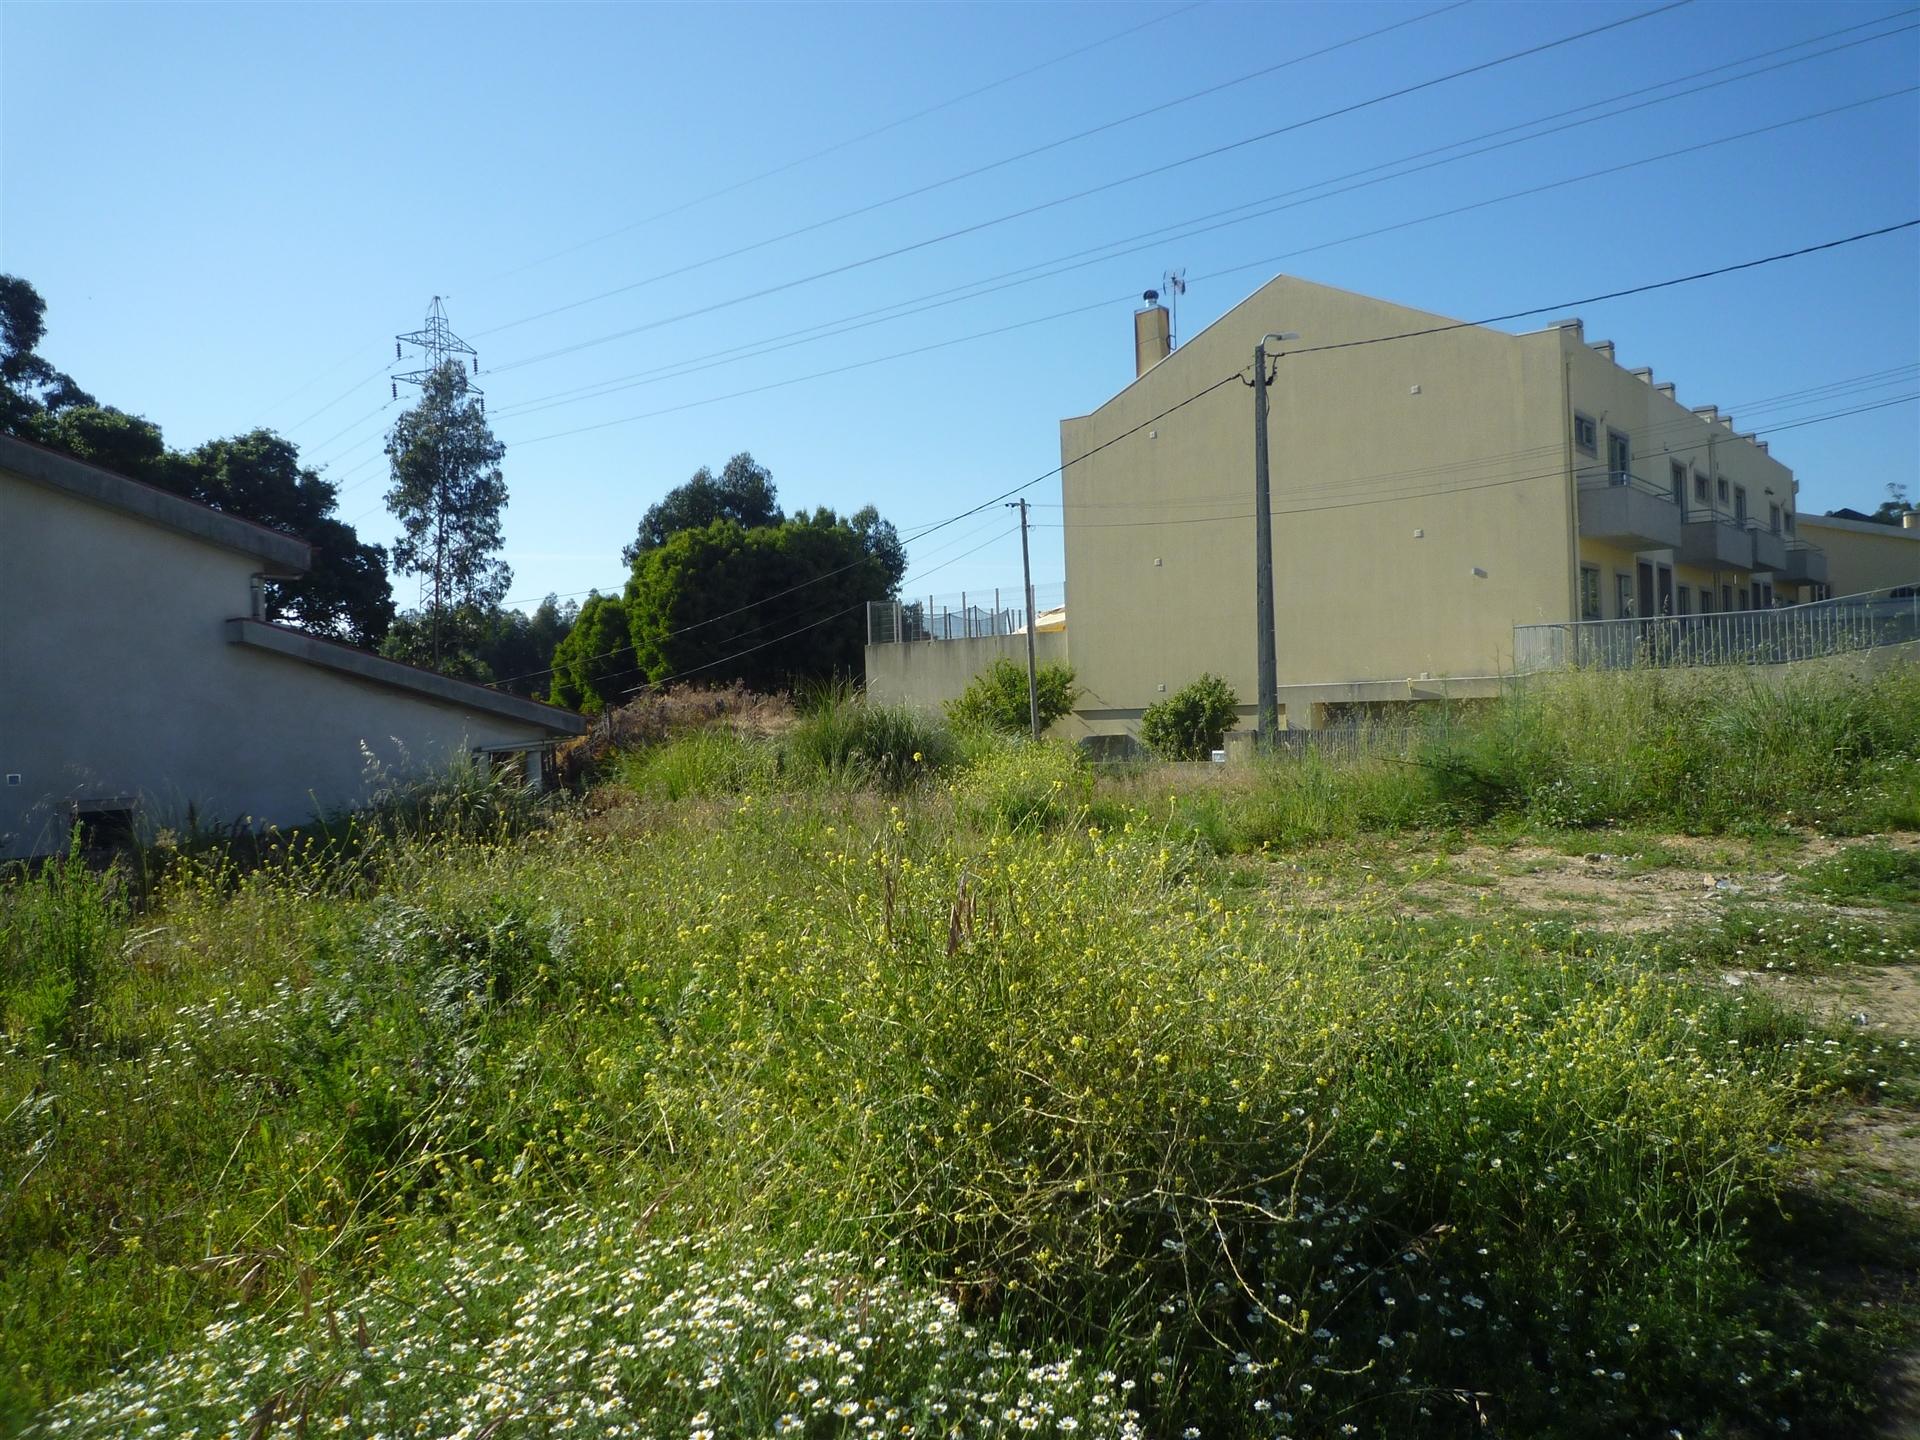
1162, 269, 1187, 350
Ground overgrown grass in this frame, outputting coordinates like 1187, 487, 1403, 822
4, 665, 1917, 1437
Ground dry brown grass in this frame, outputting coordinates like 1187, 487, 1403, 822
557, 683, 796, 785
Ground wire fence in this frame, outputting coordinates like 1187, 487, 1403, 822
1514, 582, 1920, 672
867, 583, 1066, 644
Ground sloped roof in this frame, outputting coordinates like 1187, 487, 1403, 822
0, 432, 312, 576
226, 620, 587, 736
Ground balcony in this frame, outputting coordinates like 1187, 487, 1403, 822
1747, 521, 1788, 574
1781, 540, 1828, 585
1680, 513, 1752, 570
1576, 469, 1682, 549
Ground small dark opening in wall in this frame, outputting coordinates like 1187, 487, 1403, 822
72, 805, 136, 853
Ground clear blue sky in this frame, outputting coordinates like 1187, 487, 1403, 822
4, 0, 1916, 615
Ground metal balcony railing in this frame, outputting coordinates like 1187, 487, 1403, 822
1578, 467, 1677, 500
1514, 582, 1920, 672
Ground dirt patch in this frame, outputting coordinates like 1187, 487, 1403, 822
1396, 843, 1789, 933
1386, 835, 1915, 936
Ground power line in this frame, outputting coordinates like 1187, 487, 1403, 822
486, 11, 1919, 425
492, 522, 1020, 694
480, 1, 1695, 375
470, 1, 1470, 341
469, 1, 1210, 286
1036, 363, 1920, 510
495, 112, 1920, 454
1034, 393, 1920, 531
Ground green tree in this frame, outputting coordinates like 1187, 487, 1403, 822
625, 507, 906, 691
384, 361, 510, 666
378, 597, 577, 695
1140, 674, 1240, 760
548, 594, 638, 713
622, 451, 780, 565
1869, 482, 1912, 526
0, 274, 93, 436
946, 656, 1080, 735
28, 404, 181, 487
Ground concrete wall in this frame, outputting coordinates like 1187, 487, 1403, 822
1798, 514, 1920, 596
1, 474, 566, 858
864, 631, 1080, 736
1059, 274, 1573, 738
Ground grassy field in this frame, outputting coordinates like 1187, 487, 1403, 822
2, 665, 1917, 1438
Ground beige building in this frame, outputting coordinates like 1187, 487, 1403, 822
868, 273, 1915, 739
1055, 274, 1848, 737
1799, 510, 1920, 595
0, 435, 583, 859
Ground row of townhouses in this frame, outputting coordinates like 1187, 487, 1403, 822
869, 273, 1920, 738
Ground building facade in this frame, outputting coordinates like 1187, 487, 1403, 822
0, 436, 583, 859
1056, 274, 1832, 736
1798, 510, 1920, 595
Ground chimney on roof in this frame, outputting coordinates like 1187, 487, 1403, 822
1591, 339, 1615, 361
1135, 290, 1170, 377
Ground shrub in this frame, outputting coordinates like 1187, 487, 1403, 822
945, 655, 1078, 736
618, 727, 780, 800
783, 688, 951, 791
1140, 672, 1240, 760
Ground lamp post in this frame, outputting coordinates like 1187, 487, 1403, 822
1251, 331, 1299, 745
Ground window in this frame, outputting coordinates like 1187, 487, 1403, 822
1761, 582, 1774, 608
1734, 485, 1748, 523
1573, 412, 1598, 455
1717, 477, 1729, 505
1607, 429, 1631, 482
1579, 565, 1601, 621
1670, 460, 1687, 507
1785, 510, 1796, 537
1693, 469, 1709, 505
1615, 573, 1634, 618
1699, 587, 1713, 612
1677, 585, 1691, 615
1722, 584, 1734, 611
1769, 503, 1782, 535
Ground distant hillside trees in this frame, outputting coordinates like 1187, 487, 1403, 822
0, 274, 397, 647
380, 595, 577, 698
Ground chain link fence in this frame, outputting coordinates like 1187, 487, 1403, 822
867, 583, 1066, 644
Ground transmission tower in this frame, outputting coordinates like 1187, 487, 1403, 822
392, 296, 483, 409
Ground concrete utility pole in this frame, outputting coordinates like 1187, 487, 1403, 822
1009, 498, 1042, 742
1250, 331, 1298, 745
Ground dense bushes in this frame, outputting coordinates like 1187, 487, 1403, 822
1141, 672, 1239, 759
945, 654, 1078, 735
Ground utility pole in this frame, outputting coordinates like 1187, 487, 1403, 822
1008, 498, 1041, 742
1250, 331, 1298, 746
394, 297, 483, 668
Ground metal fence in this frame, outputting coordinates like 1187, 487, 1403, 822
867, 582, 1065, 645
1514, 583, 1920, 673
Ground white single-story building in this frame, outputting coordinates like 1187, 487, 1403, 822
0, 433, 585, 860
